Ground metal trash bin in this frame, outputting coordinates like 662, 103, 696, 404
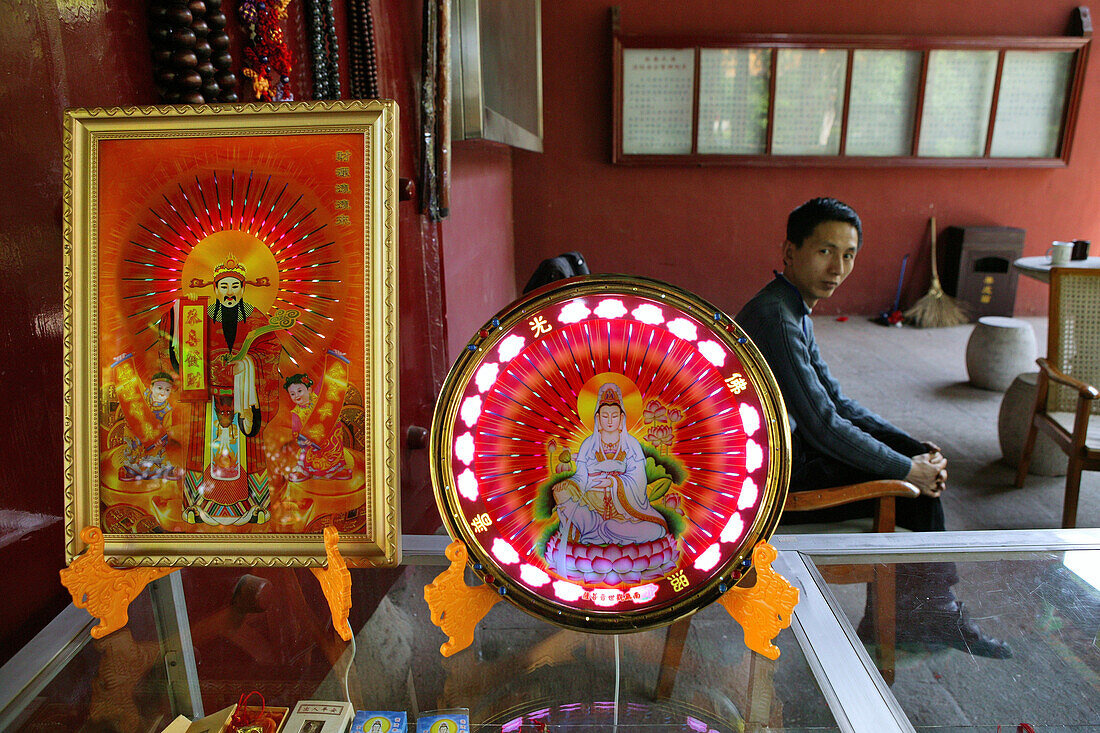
942, 226, 1026, 318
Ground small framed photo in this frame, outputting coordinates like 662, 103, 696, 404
63, 101, 400, 567
351, 711, 407, 733
415, 711, 469, 733
283, 701, 354, 733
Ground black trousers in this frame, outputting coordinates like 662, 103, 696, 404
784, 429, 958, 605
784, 429, 946, 532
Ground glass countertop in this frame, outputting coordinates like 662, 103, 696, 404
2, 564, 837, 733
816, 550, 1100, 730
4, 529, 1099, 733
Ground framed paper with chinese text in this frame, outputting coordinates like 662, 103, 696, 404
63, 101, 400, 567
430, 276, 790, 632
612, 6, 1091, 167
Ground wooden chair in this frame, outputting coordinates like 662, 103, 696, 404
780, 479, 919, 686
654, 479, 919, 695
781, 479, 920, 534
1016, 267, 1100, 528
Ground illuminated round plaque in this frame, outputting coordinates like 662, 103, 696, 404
430, 276, 790, 632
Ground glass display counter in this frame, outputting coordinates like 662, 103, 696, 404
2, 529, 1097, 733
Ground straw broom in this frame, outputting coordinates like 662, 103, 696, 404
904, 215, 968, 328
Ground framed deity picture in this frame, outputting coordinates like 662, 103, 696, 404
430, 276, 790, 632
63, 101, 400, 567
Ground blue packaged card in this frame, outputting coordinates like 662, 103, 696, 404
415, 710, 469, 733
351, 711, 407, 733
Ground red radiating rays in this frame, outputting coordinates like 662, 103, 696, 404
116, 170, 342, 363
471, 316, 768, 556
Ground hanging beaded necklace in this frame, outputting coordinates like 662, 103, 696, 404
346, 0, 379, 98
238, 0, 294, 101
305, 0, 341, 99
148, 0, 239, 103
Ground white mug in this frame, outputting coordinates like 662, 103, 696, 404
1048, 241, 1073, 265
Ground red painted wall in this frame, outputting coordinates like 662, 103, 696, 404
512, 0, 1100, 317
441, 140, 517, 361
0, 0, 159, 666
0, 0, 455, 665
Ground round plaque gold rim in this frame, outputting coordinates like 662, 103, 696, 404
429, 274, 791, 633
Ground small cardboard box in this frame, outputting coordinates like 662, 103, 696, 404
351, 711, 407, 733
415, 711, 468, 733
159, 703, 289, 733
282, 700, 355, 733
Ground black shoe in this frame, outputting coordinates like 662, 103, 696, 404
901, 601, 1013, 659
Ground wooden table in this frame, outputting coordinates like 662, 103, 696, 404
1012, 255, 1100, 283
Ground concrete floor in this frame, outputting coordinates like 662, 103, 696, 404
806, 317, 1100, 730
812, 315, 1098, 530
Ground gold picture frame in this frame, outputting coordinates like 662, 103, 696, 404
63, 101, 400, 567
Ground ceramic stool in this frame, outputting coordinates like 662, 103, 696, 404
965, 316, 1037, 391
997, 372, 1068, 476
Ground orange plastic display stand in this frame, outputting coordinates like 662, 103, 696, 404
310, 525, 353, 641
716, 541, 799, 660
423, 540, 502, 656
59, 526, 179, 639
60, 525, 354, 643
424, 539, 798, 660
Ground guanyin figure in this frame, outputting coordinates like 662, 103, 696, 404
545, 382, 679, 584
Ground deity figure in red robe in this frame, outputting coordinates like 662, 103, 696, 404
163, 257, 283, 525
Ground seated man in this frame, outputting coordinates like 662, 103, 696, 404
737, 197, 1010, 659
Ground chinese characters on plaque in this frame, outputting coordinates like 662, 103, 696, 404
697, 48, 771, 155
622, 49, 695, 155
430, 277, 790, 632
618, 42, 1080, 161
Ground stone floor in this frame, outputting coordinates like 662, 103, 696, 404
812, 315, 1097, 530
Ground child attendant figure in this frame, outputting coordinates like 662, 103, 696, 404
119, 372, 181, 481
283, 373, 353, 481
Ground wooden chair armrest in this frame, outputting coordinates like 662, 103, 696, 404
1037, 358, 1100, 399
784, 480, 920, 512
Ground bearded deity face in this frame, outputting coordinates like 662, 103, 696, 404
216, 277, 244, 308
